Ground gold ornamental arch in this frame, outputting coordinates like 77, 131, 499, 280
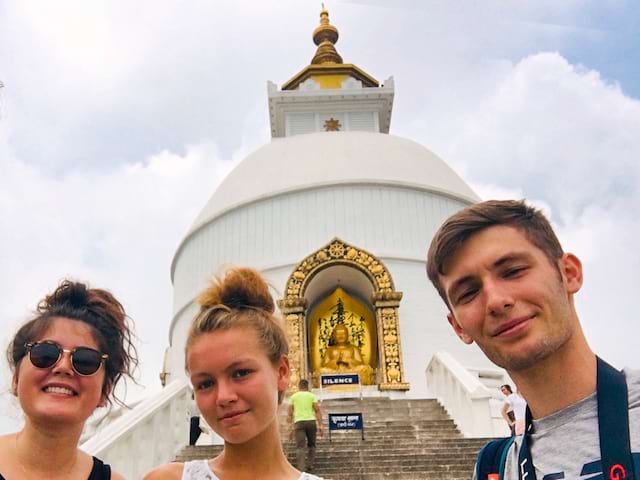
278, 238, 410, 391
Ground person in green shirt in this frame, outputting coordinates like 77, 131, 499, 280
288, 379, 323, 472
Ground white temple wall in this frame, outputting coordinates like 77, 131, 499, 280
171, 184, 472, 317
164, 302, 197, 387
167, 184, 496, 396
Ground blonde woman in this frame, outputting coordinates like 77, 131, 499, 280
145, 268, 322, 480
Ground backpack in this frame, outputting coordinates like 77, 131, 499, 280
475, 436, 514, 480
475, 358, 635, 480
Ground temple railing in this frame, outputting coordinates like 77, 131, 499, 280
425, 351, 500, 438
81, 378, 191, 480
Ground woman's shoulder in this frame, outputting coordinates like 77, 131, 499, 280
0, 434, 15, 476
110, 471, 126, 480
300, 473, 324, 480
0, 433, 16, 450
0, 434, 14, 457
143, 462, 185, 480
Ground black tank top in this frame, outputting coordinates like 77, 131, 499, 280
88, 457, 111, 480
0, 456, 111, 479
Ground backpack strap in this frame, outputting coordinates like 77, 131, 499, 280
596, 357, 635, 480
476, 436, 515, 480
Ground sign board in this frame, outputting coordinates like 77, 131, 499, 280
320, 373, 360, 387
328, 412, 365, 441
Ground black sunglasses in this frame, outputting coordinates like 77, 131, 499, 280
25, 341, 109, 376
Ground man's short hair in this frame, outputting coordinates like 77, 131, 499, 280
426, 199, 564, 307
501, 384, 513, 394
299, 379, 309, 390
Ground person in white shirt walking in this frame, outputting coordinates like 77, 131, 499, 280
500, 384, 527, 435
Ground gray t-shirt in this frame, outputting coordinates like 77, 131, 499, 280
492, 368, 640, 479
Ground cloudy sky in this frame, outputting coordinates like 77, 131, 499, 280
1, 0, 638, 433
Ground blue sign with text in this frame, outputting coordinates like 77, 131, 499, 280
320, 373, 360, 386
328, 412, 365, 441
328, 413, 363, 430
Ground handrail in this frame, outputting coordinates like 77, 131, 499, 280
425, 351, 496, 438
81, 378, 191, 479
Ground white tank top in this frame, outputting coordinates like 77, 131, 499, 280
181, 460, 323, 480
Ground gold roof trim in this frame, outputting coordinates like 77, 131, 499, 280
282, 63, 379, 91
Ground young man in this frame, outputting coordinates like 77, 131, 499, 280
426, 199, 639, 479
288, 379, 323, 473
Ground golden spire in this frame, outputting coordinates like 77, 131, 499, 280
311, 5, 343, 65
280, 5, 379, 90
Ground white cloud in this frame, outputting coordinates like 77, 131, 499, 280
440, 53, 640, 370
557, 198, 640, 370
448, 53, 640, 214
0, 135, 234, 432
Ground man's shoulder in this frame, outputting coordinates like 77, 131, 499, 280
290, 391, 302, 401
303, 391, 318, 401
623, 368, 640, 391
624, 368, 640, 414
291, 391, 316, 401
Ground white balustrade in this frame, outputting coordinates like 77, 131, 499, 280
425, 351, 499, 438
81, 378, 191, 480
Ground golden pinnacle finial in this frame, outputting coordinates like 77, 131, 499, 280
320, 4, 328, 23
311, 5, 343, 65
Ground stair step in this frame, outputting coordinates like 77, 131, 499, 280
175, 398, 492, 479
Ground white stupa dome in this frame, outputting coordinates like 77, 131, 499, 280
167, 130, 486, 390
185, 131, 479, 240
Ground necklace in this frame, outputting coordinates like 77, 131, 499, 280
14, 432, 78, 479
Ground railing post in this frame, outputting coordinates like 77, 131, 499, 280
425, 351, 496, 438
81, 378, 192, 479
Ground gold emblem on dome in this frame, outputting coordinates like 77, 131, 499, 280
324, 117, 341, 131
328, 240, 345, 257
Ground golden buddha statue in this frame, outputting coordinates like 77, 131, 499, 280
318, 324, 374, 384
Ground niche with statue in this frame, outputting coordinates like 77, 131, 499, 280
308, 287, 376, 385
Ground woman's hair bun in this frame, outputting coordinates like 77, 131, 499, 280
198, 267, 275, 314
38, 280, 89, 312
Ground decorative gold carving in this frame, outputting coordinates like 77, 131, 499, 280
284, 238, 395, 301
280, 238, 409, 393
323, 118, 342, 132
278, 295, 307, 311
283, 310, 305, 391
309, 288, 376, 385
372, 291, 403, 303
375, 305, 409, 391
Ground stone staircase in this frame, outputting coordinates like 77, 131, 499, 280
175, 397, 492, 479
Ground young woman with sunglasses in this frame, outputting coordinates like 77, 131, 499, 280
144, 268, 322, 480
0, 280, 137, 480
